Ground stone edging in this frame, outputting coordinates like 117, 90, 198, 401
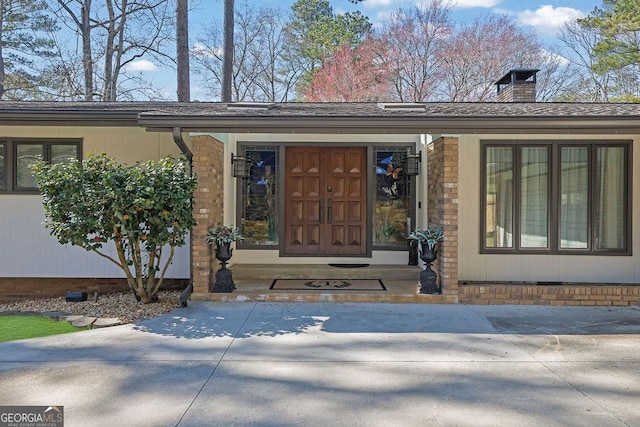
0, 310, 122, 328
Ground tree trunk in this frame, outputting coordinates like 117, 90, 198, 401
176, 0, 190, 101
222, 0, 234, 102
103, 0, 117, 101
81, 1, 94, 101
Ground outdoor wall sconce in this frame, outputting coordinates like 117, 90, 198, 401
405, 151, 422, 176
231, 153, 249, 178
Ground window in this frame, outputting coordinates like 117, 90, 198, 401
0, 143, 6, 191
238, 146, 280, 246
373, 147, 414, 248
0, 140, 81, 193
482, 141, 630, 254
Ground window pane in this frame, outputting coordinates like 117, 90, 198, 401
595, 146, 625, 250
16, 144, 44, 189
560, 146, 588, 249
485, 146, 513, 248
373, 149, 410, 247
241, 148, 279, 245
520, 147, 548, 248
0, 144, 5, 191
51, 144, 78, 164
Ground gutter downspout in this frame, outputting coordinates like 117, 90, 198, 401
173, 127, 194, 306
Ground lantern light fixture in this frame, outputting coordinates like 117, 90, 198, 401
231, 153, 249, 178
405, 151, 422, 176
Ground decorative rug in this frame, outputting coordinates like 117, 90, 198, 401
270, 279, 386, 291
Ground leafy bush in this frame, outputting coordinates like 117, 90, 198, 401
32, 153, 197, 303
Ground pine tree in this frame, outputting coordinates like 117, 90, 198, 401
0, 0, 57, 100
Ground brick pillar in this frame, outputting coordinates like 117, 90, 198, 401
427, 136, 459, 299
191, 135, 225, 294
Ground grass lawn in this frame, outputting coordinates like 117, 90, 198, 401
0, 315, 89, 342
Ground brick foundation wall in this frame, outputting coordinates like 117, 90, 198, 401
191, 135, 225, 294
459, 283, 640, 306
0, 278, 187, 302
427, 136, 459, 299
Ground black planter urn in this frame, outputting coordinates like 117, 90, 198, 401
211, 242, 236, 293
419, 242, 440, 294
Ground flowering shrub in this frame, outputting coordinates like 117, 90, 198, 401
32, 153, 197, 304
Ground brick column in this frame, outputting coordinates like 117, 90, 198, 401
191, 135, 225, 294
427, 136, 459, 299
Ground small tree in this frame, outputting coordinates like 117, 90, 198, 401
304, 39, 391, 101
32, 153, 197, 303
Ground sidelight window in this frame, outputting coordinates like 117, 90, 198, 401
238, 146, 279, 246
373, 147, 413, 248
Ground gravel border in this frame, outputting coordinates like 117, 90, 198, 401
0, 290, 182, 325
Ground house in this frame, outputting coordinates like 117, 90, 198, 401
2, 70, 639, 305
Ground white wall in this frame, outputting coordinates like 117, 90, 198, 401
0, 126, 190, 278
458, 133, 640, 283
0, 196, 190, 278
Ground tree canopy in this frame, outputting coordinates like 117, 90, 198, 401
0, 0, 57, 100
579, 0, 640, 74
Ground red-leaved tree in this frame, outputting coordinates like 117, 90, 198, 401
304, 38, 391, 101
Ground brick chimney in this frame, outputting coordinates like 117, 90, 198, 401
495, 69, 539, 102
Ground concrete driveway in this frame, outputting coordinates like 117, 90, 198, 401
1, 302, 639, 426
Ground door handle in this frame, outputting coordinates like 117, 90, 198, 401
319, 198, 324, 224
327, 199, 333, 224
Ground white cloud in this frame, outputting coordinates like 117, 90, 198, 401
123, 59, 157, 72
364, 0, 393, 6
542, 48, 570, 66
451, 0, 501, 8
517, 5, 584, 33
191, 42, 223, 58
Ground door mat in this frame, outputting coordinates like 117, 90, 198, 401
270, 279, 386, 291
328, 263, 370, 268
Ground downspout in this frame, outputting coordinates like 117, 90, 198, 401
173, 127, 194, 306
173, 126, 193, 165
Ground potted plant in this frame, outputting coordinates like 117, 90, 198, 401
408, 225, 444, 252
206, 225, 244, 246
206, 225, 244, 293
408, 225, 444, 294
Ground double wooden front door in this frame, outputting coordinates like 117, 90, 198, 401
284, 147, 367, 256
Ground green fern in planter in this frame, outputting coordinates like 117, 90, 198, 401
408, 225, 444, 249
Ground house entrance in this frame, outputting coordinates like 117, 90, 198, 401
284, 147, 367, 256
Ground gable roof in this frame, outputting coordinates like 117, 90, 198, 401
1, 101, 639, 134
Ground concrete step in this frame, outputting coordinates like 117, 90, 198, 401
192, 289, 457, 304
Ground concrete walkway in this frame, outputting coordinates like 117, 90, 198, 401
1, 302, 639, 426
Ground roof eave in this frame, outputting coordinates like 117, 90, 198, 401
0, 110, 141, 127
138, 116, 640, 135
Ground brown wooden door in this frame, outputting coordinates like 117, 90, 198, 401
284, 147, 367, 256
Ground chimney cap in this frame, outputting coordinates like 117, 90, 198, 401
495, 68, 539, 87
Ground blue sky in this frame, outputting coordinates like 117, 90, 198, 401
138, 0, 604, 99
205, 0, 603, 38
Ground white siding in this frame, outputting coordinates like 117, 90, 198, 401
458, 134, 640, 283
0, 196, 189, 278
0, 126, 190, 278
